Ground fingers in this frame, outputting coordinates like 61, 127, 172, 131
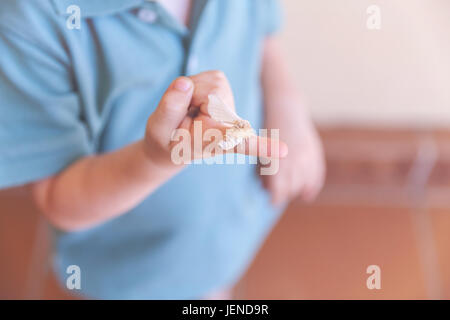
263, 169, 298, 205
300, 160, 326, 202
263, 161, 325, 205
191, 115, 288, 159
268, 174, 287, 205
234, 136, 288, 159
288, 167, 304, 202
149, 77, 194, 145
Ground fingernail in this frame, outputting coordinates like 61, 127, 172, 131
174, 78, 192, 92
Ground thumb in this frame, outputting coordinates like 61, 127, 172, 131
150, 77, 194, 145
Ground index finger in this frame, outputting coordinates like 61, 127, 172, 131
232, 136, 288, 159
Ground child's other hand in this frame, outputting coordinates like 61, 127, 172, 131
261, 96, 326, 205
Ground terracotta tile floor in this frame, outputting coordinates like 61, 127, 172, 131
430, 208, 450, 298
236, 203, 429, 299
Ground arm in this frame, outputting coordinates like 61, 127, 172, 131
31, 140, 181, 232
31, 72, 286, 232
30, 77, 194, 232
261, 37, 326, 204
262, 37, 311, 130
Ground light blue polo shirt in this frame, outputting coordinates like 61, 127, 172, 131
0, 0, 283, 299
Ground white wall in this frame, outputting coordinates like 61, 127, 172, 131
280, 0, 450, 128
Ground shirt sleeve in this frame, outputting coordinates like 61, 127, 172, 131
262, 0, 284, 35
0, 25, 93, 189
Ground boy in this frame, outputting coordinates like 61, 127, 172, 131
0, 0, 325, 299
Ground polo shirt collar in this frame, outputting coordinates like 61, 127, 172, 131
51, 0, 211, 38
51, 0, 145, 17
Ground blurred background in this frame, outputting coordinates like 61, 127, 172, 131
1, 0, 450, 299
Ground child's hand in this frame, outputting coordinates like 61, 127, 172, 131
145, 71, 288, 168
262, 96, 326, 205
